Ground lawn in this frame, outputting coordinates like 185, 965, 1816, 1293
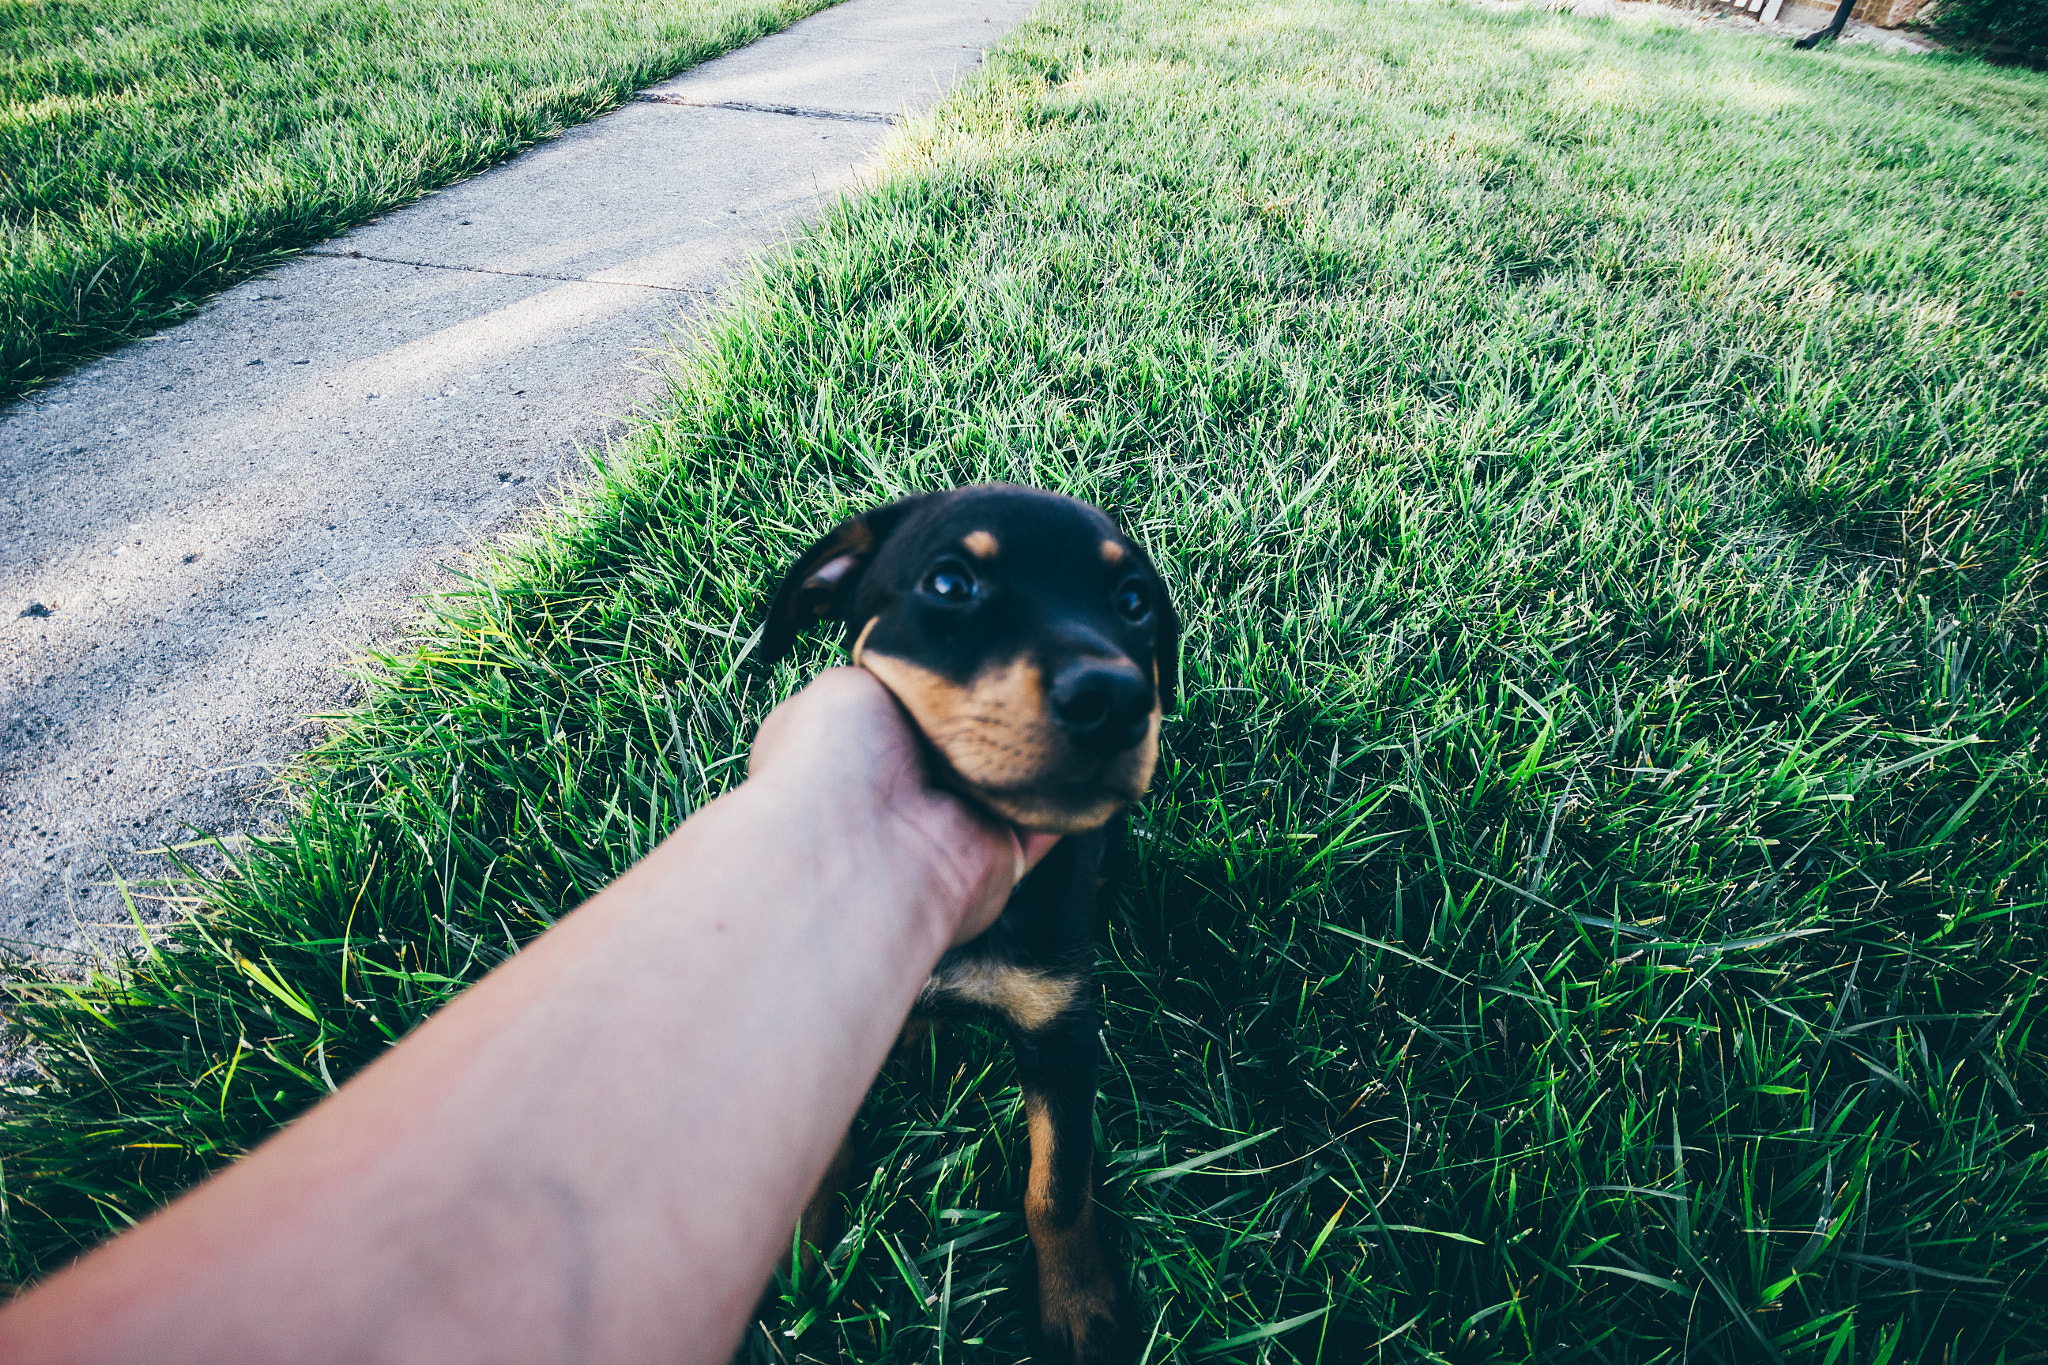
0, 0, 828, 403
5, 0, 2048, 1359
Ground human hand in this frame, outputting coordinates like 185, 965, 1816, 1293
748, 668, 1060, 946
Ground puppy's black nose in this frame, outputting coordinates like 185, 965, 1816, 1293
1050, 659, 1153, 753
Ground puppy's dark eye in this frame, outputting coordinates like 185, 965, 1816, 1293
1115, 580, 1151, 622
922, 562, 978, 604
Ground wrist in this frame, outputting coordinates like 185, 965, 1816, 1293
738, 668, 1031, 951
718, 766, 1001, 947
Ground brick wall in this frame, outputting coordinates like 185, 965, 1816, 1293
1849, 0, 1924, 24
1726, 0, 1928, 24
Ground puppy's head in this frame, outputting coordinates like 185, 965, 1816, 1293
760, 485, 1179, 833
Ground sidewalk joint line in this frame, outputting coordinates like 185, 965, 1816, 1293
305, 250, 705, 292
631, 92, 898, 123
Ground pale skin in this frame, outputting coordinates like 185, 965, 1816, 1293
0, 668, 1059, 1365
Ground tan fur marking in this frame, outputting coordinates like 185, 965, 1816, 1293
1025, 1094, 1059, 1211
1100, 539, 1125, 565
1024, 1096, 1121, 1358
895, 1017, 936, 1053
859, 649, 1156, 832
921, 960, 1079, 1031
963, 530, 999, 560
1129, 706, 1162, 794
849, 616, 880, 668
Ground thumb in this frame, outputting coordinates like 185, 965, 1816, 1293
1018, 831, 1062, 874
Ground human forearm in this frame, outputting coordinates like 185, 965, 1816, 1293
0, 676, 1023, 1365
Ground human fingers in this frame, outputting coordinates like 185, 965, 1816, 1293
945, 827, 1064, 947
749, 670, 1065, 946
748, 668, 920, 790
1019, 831, 1061, 873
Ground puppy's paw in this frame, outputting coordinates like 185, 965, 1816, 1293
1034, 1271, 1136, 1365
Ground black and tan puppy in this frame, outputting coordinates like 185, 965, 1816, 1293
759, 483, 1177, 1365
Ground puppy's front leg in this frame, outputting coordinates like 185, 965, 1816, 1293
1013, 1012, 1134, 1365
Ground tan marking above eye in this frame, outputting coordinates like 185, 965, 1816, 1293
963, 530, 999, 560
1100, 539, 1125, 565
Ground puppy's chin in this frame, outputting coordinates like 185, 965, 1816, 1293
965, 780, 1139, 835
955, 718, 1160, 833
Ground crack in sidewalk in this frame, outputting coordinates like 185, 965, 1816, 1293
632, 92, 899, 123
305, 249, 710, 292
303, 98, 904, 285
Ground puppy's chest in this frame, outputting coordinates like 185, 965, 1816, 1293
915, 952, 1081, 1032
912, 894, 1088, 1032
911, 826, 1103, 1034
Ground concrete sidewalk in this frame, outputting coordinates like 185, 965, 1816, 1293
0, 0, 1031, 952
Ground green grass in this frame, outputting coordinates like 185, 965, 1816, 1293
6, 0, 2048, 1359
0, 0, 829, 403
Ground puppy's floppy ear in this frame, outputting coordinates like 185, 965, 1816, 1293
758, 493, 933, 664
1122, 537, 1181, 714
